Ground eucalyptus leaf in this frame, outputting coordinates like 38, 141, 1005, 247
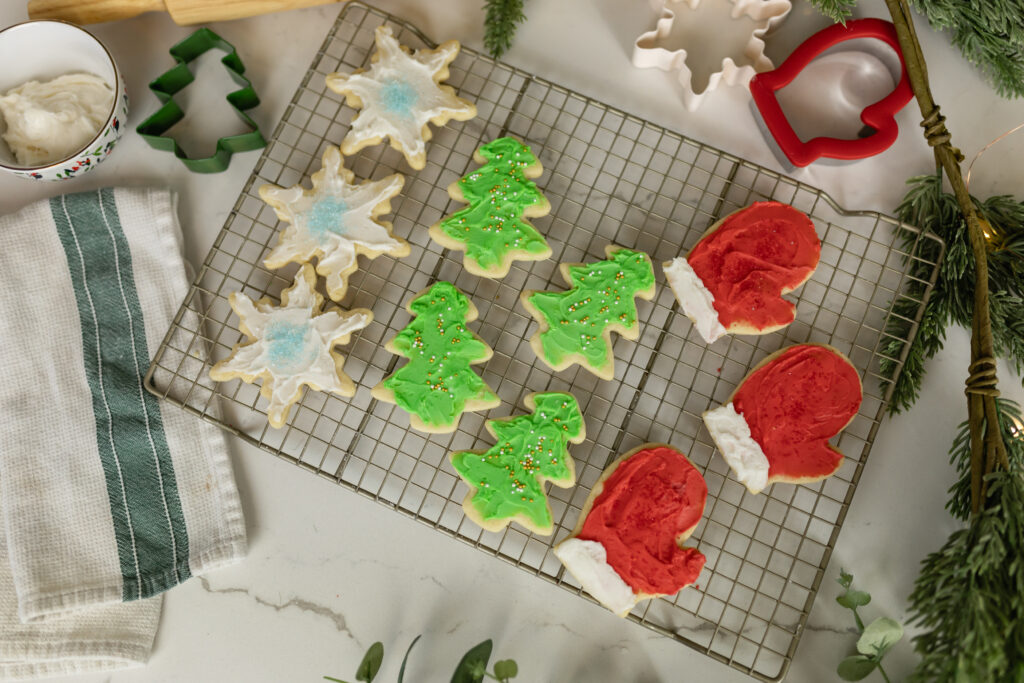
451, 640, 493, 683
396, 635, 421, 683
356, 642, 384, 682
837, 589, 872, 609
857, 617, 904, 657
493, 659, 518, 680
838, 655, 878, 681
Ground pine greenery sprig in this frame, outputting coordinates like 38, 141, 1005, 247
878, 173, 1024, 413
907, 398, 1024, 682
910, 0, 1024, 98
808, 0, 858, 23
483, 0, 526, 59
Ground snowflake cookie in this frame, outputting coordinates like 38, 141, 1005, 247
259, 146, 409, 303
325, 25, 477, 170
210, 264, 372, 428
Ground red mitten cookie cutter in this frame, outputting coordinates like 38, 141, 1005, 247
749, 18, 913, 167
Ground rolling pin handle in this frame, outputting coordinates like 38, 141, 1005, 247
27, 0, 167, 25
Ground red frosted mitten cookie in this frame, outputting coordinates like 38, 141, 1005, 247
703, 344, 862, 494
554, 444, 707, 616
663, 201, 820, 344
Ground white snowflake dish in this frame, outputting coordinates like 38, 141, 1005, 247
209, 264, 372, 429
325, 25, 477, 170
259, 145, 409, 302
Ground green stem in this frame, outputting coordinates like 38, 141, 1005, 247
877, 662, 893, 683
323, 677, 348, 683
882, 0, 1009, 514
850, 606, 866, 632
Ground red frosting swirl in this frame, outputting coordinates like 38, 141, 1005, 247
733, 345, 862, 481
578, 446, 707, 596
687, 201, 820, 331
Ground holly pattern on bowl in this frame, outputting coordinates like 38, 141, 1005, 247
10, 80, 128, 181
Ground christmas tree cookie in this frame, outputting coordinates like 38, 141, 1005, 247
372, 281, 499, 433
554, 443, 707, 616
703, 344, 862, 494
259, 146, 409, 303
210, 265, 372, 428
522, 245, 656, 380
431, 136, 551, 278
325, 25, 477, 170
450, 392, 585, 535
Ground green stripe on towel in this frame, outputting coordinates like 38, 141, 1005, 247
50, 188, 191, 601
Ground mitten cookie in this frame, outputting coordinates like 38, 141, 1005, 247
703, 343, 862, 494
325, 25, 477, 170
450, 392, 585, 535
663, 201, 820, 344
431, 136, 551, 278
259, 146, 408, 303
554, 444, 707, 616
372, 281, 499, 433
522, 245, 656, 380
209, 265, 372, 428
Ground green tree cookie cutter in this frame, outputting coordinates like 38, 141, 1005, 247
136, 28, 266, 173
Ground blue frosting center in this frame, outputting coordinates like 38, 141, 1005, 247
380, 79, 418, 117
306, 198, 349, 242
265, 320, 317, 373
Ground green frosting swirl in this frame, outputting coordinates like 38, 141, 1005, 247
438, 137, 550, 272
382, 282, 497, 429
451, 392, 584, 530
528, 248, 655, 371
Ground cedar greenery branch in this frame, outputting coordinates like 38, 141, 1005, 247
880, 175, 1024, 414
806, 0, 1024, 680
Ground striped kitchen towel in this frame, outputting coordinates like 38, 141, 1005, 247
0, 187, 246, 678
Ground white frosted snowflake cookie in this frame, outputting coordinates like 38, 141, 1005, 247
259, 146, 408, 302
209, 264, 372, 428
325, 25, 477, 170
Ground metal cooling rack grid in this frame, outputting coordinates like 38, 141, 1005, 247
145, 4, 943, 680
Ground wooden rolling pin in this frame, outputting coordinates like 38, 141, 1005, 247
28, 0, 347, 25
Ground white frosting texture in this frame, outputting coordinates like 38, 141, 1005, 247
0, 73, 113, 166
325, 26, 475, 168
703, 402, 770, 494
554, 538, 638, 617
260, 146, 407, 301
663, 256, 728, 343
210, 266, 371, 428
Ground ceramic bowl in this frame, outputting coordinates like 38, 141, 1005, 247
0, 21, 128, 181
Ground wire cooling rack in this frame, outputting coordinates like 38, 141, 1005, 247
146, 4, 942, 680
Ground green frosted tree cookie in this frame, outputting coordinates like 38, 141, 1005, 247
523, 245, 656, 380
372, 281, 499, 433
451, 392, 585, 534
430, 136, 551, 278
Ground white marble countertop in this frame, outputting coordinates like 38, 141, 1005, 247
1, 1, 1022, 681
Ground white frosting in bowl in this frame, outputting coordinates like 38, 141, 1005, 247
0, 73, 113, 167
